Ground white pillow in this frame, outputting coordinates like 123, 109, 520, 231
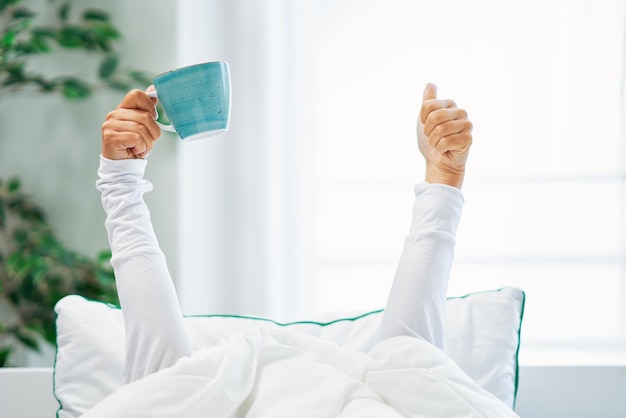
53, 287, 525, 417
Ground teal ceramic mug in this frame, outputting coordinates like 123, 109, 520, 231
148, 61, 231, 140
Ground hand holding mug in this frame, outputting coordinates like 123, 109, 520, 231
101, 89, 161, 160
101, 61, 231, 160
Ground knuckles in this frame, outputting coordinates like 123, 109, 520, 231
125, 89, 149, 103
423, 107, 472, 137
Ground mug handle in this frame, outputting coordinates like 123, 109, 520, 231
147, 90, 176, 132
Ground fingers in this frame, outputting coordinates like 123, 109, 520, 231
102, 116, 156, 159
431, 122, 473, 154
101, 127, 152, 159
105, 107, 161, 141
422, 107, 468, 137
101, 89, 161, 160
420, 84, 471, 151
420, 98, 457, 126
103, 110, 157, 145
427, 113, 472, 153
118, 89, 156, 114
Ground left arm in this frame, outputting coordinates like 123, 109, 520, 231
378, 83, 472, 348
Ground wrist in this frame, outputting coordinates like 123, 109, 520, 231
425, 165, 465, 189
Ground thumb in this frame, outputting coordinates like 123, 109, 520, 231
146, 85, 158, 105
422, 83, 437, 102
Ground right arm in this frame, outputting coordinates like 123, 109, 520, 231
99, 89, 193, 382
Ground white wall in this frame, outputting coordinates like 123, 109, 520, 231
0, 0, 180, 280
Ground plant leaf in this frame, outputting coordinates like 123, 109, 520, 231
96, 249, 112, 263
56, 26, 86, 48
32, 27, 57, 39
1, 30, 16, 48
30, 34, 52, 52
0, 0, 20, 14
98, 54, 118, 79
61, 78, 91, 99
12, 6, 36, 20
43, 323, 56, 345
33, 76, 56, 92
83, 9, 109, 22
0, 347, 11, 367
15, 37, 50, 54
7, 178, 20, 193
58, 1, 71, 22
90, 21, 121, 42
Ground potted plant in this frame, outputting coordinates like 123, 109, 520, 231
0, 177, 119, 366
0, 0, 154, 366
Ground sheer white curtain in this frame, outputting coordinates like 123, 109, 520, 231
311, 0, 626, 364
177, 0, 626, 364
176, 0, 316, 318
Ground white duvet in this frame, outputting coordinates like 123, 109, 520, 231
82, 327, 519, 418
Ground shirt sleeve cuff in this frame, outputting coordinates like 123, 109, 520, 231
98, 155, 148, 180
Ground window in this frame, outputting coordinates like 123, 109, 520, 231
312, 0, 626, 364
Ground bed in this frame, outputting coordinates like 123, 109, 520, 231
43, 286, 526, 417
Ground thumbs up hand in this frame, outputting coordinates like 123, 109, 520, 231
417, 83, 473, 189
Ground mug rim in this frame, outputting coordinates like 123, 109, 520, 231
153, 61, 229, 82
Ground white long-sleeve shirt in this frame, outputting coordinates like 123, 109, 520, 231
96, 156, 463, 383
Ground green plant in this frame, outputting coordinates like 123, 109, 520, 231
0, 178, 119, 366
1, 0, 153, 98
0, 0, 154, 366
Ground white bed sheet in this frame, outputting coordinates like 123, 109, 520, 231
83, 327, 519, 418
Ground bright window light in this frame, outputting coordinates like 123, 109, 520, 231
312, 0, 626, 365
